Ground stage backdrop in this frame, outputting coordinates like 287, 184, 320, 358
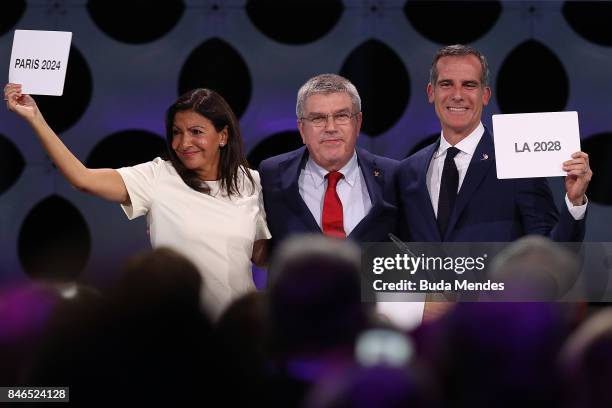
1, 0, 611, 288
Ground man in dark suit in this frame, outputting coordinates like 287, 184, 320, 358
397, 44, 592, 321
260, 74, 398, 255
260, 74, 411, 327
398, 44, 591, 244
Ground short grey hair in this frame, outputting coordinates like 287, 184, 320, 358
269, 233, 361, 285
296, 73, 362, 118
430, 44, 490, 87
489, 236, 579, 299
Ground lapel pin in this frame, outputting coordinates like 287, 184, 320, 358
481, 153, 489, 161
373, 169, 381, 177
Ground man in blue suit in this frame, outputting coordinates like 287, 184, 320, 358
397, 44, 592, 322
397, 44, 591, 244
259, 74, 399, 255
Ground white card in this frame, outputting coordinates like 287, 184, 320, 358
8, 30, 72, 96
492, 111, 581, 179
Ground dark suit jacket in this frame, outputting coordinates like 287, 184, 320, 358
397, 130, 585, 242
259, 146, 399, 253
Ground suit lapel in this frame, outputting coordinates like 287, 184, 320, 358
278, 147, 321, 232
349, 148, 384, 240
418, 141, 443, 241
444, 130, 495, 239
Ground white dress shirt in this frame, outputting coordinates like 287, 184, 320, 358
298, 151, 372, 235
426, 123, 587, 220
298, 153, 421, 330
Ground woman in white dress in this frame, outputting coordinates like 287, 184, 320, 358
4, 84, 270, 316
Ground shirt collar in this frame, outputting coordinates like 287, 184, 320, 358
306, 151, 359, 187
435, 122, 485, 159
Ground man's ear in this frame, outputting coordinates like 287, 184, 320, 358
482, 86, 492, 106
298, 120, 306, 144
427, 82, 434, 104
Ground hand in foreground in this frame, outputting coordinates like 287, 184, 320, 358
563, 151, 592, 206
4, 83, 39, 122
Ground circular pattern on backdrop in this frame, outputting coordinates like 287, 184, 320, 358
563, 1, 612, 47
496, 40, 569, 114
0, 0, 26, 36
581, 132, 612, 205
18, 195, 91, 281
406, 133, 440, 158
85, 130, 166, 169
340, 39, 410, 137
403, 1, 502, 45
179, 38, 252, 119
34, 45, 93, 133
247, 130, 303, 169
246, 0, 343, 45
87, 0, 185, 44
0, 134, 25, 195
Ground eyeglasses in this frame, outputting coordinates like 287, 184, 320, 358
300, 112, 358, 127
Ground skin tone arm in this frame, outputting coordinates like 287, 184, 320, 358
251, 239, 268, 267
4, 83, 129, 204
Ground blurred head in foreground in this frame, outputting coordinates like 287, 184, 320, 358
488, 235, 580, 300
267, 234, 373, 358
561, 307, 612, 407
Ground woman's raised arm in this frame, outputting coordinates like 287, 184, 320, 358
5, 83, 129, 204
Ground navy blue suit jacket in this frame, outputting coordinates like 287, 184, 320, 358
397, 131, 585, 242
259, 146, 399, 252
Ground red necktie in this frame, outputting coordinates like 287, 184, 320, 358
322, 171, 346, 238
